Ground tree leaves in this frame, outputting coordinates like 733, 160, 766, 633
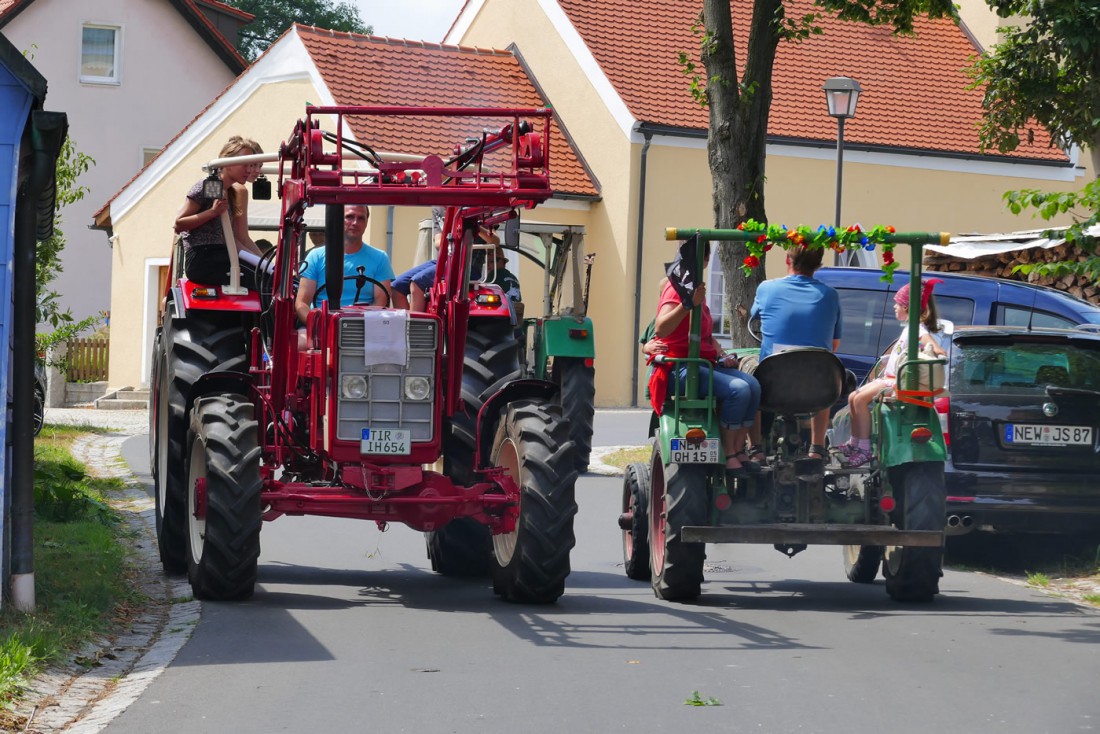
221, 0, 371, 60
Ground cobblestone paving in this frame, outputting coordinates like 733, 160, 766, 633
13, 422, 197, 734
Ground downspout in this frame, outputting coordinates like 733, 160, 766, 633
629, 131, 652, 407
385, 205, 394, 259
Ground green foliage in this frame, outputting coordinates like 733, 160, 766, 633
222, 0, 371, 60
36, 136, 94, 329
32, 429, 118, 524
967, 0, 1100, 158
684, 690, 723, 706
34, 314, 98, 370
1003, 179, 1100, 280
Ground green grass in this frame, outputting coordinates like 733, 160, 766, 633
1026, 571, 1051, 587
600, 445, 650, 471
0, 424, 142, 715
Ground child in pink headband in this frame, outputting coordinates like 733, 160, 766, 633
836, 278, 947, 467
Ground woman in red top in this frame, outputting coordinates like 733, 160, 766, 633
651, 250, 762, 476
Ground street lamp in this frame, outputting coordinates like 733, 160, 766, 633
823, 76, 862, 266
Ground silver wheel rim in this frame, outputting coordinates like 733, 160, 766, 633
492, 437, 520, 566
187, 432, 207, 564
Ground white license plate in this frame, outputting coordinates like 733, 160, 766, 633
360, 428, 411, 454
1005, 424, 1093, 446
669, 438, 721, 464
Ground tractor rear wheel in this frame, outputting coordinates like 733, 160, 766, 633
621, 461, 651, 580
426, 518, 491, 577
553, 357, 595, 473
185, 394, 262, 601
843, 544, 884, 583
153, 307, 248, 575
649, 450, 707, 601
884, 462, 945, 602
489, 400, 578, 603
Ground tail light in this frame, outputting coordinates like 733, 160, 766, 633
934, 396, 950, 447
685, 427, 707, 445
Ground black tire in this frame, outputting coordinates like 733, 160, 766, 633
489, 400, 578, 603
553, 357, 595, 473
32, 384, 45, 437
185, 394, 262, 601
622, 461, 651, 581
884, 462, 946, 602
153, 306, 249, 575
426, 518, 491, 577
441, 318, 522, 483
843, 545, 884, 584
649, 449, 707, 601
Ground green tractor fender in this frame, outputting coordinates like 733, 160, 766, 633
875, 402, 947, 468
540, 316, 595, 359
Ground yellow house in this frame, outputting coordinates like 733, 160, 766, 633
446, 0, 1093, 406
95, 3, 1093, 408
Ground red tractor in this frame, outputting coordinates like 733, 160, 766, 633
149, 106, 578, 603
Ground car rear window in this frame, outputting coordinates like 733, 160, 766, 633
952, 341, 1100, 395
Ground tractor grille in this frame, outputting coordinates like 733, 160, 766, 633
336, 316, 437, 442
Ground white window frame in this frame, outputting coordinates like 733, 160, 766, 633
707, 249, 730, 340
141, 146, 161, 169
80, 23, 122, 85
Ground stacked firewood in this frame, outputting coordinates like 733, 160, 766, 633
924, 242, 1100, 306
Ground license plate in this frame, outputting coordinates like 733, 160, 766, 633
1004, 424, 1093, 446
669, 438, 721, 464
360, 428, 410, 454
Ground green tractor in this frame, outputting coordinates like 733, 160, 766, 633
506, 222, 596, 472
620, 224, 949, 603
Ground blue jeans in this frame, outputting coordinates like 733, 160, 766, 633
674, 364, 761, 429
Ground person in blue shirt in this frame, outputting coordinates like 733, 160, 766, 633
295, 205, 395, 322
748, 246, 842, 462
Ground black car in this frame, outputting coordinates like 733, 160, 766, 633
940, 325, 1100, 536
815, 267, 1100, 380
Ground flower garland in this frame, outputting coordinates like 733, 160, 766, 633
736, 219, 899, 280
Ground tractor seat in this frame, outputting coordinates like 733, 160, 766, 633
755, 347, 845, 416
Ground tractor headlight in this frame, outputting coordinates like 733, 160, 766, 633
341, 374, 368, 399
404, 376, 431, 400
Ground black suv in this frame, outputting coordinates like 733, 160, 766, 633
941, 326, 1100, 536
815, 267, 1100, 380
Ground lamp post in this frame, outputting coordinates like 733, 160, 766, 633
823, 76, 862, 266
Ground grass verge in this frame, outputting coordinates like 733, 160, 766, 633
599, 445, 650, 471
0, 425, 144, 724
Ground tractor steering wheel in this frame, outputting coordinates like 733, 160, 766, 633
747, 314, 763, 344
315, 267, 391, 308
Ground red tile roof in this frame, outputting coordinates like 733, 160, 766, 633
557, 0, 1065, 162
297, 25, 598, 196
0, 0, 249, 73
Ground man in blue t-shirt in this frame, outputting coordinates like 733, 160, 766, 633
295, 205, 395, 322
748, 246, 842, 459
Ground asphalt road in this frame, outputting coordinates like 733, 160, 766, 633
110, 420, 1100, 734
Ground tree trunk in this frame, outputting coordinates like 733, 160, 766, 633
702, 0, 782, 348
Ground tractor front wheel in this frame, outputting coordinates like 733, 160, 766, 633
621, 461, 651, 581
489, 400, 578, 603
843, 545, 884, 584
185, 394, 262, 601
883, 462, 945, 602
649, 449, 707, 601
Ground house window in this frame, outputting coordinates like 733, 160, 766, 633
707, 249, 729, 338
81, 24, 120, 84
142, 147, 161, 168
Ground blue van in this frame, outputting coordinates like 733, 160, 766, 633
814, 267, 1100, 380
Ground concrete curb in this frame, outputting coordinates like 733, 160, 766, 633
12, 433, 196, 734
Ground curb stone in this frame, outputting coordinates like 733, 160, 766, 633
11, 432, 197, 734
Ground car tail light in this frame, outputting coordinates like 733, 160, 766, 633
934, 396, 950, 447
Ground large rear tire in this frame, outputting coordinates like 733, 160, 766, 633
186, 394, 262, 601
153, 307, 248, 575
884, 462, 946, 602
622, 461, 651, 580
649, 449, 707, 601
489, 400, 578, 604
553, 357, 595, 473
426, 518, 491, 577
843, 545, 884, 584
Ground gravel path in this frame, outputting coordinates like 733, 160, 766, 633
44, 408, 148, 435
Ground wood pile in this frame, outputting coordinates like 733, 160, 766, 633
924, 242, 1100, 306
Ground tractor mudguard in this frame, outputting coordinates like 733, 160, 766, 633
540, 316, 595, 359
475, 378, 559, 471
186, 370, 255, 424
178, 279, 262, 313
656, 408, 723, 467
877, 402, 946, 468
